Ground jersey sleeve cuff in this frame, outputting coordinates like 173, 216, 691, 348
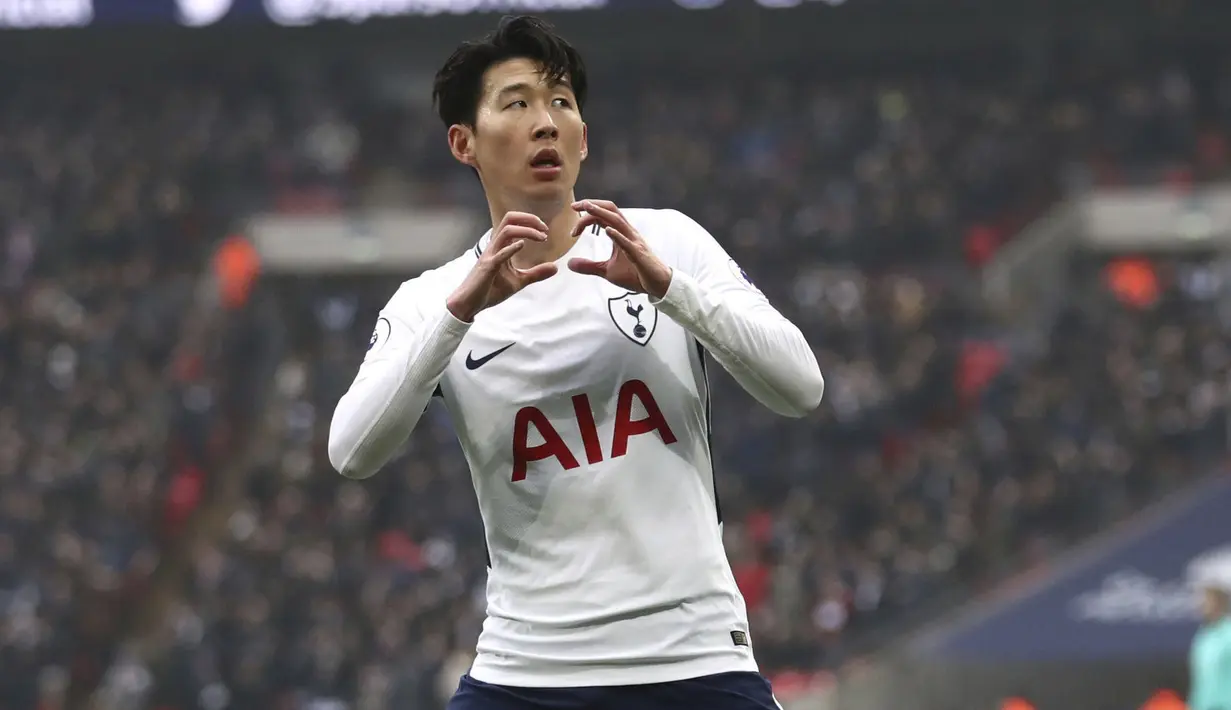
404, 300, 472, 383
413, 299, 473, 368
648, 268, 702, 326
439, 301, 476, 335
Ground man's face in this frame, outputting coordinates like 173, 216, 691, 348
452, 57, 587, 206
1201, 587, 1228, 622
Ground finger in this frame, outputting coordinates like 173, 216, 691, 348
488, 225, 548, 253
488, 239, 526, 265
573, 202, 636, 241
573, 198, 618, 211
492, 224, 549, 249
602, 226, 637, 252
603, 226, 659, 280
598, 226, 648, 269
516, 262, 559, 285
572, 200, 622, 223
499, 211, 550, 233
567, 257, 608, 277
573, 199, 626, 229
571, 212, 604, 237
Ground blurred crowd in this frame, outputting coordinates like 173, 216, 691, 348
0, 81, 227, 709
0, 72, 384, 709
1, 43, 1231, 710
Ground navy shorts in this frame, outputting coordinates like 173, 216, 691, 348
446, 671, 782, 710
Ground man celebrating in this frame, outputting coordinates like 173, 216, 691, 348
329, 15, 823, 710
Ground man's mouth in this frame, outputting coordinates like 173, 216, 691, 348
530, 149, 562, 169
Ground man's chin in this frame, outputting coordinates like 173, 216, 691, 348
517, 180, 573, 207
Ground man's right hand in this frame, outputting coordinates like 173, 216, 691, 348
446, 212, 559, 322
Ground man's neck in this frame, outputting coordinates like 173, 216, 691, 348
488, 194, 579, 268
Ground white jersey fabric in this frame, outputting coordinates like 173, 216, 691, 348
329, 208, 824, 687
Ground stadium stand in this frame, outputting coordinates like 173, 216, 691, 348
0, 73, 368, 709
0, 80, 241, 709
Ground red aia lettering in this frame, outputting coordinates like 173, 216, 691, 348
511, 406, 580, 482
572, 393, 604, 465
611, 378, 677, 456
510, 379, 678, 482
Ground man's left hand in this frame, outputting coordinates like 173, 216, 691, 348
568, 199, 673, 299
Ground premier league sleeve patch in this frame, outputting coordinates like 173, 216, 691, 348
728, 259, 764, 295
368, 317, 391, 352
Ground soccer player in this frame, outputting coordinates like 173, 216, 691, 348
1190, 582, 1231, 710
328, 15, 824, 710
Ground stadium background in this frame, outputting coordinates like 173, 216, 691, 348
1, 0, 1230, 708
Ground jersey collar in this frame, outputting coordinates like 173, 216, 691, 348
472, 229, 494, 259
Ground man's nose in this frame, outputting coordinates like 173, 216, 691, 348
533, 112, 559, 141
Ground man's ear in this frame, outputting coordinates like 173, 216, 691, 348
580, 122, 589, 162
448, 124, 478, 167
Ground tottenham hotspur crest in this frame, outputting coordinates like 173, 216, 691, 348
607, 292, 658, 346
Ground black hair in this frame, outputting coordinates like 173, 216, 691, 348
432, 15, 588, 129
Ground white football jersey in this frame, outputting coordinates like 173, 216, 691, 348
329, 208, 823, 687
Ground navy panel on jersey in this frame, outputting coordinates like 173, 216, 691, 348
447, 672, 780, 710
695, 339, 720, 525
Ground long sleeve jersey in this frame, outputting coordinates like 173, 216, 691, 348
329, 208, 823, 687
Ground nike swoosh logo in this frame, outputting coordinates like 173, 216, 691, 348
465, 343, 515, 370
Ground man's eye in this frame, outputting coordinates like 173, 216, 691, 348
505, 100, 527, 109
552, 98, 572, 108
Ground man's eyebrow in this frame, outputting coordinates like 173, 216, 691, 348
495, 79, 574, 98
496, 82, 534, 98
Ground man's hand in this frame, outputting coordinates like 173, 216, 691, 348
568, 200, 673, 298
446, 212, 558, 322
